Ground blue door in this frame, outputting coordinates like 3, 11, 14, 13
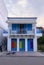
11, 39, 17, 51
19, 39, 25, 51
27, 39, 33, 51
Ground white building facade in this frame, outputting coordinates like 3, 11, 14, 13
7, 17, 42, 52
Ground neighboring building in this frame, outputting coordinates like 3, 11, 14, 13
42, 28, 44, 35
36, 27, 42, 38
0, 27, 8, 48
0, 27, 3, 45
0, 0, 8, 51
2, 30, 8, 51
7, 17, 42, 52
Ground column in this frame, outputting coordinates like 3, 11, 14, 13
17, 38, 19, 52
7, 37, 11, 51
25, 38, 27, 52
33, 37, 37, 52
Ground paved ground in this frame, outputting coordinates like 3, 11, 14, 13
0, 56, 44, 65
0, 51, 44, 57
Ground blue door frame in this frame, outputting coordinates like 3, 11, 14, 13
27, 39, 33, 51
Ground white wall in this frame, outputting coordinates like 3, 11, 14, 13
8, 18, 37, 24
33, 37, 37, 51
7, 37, 11, 51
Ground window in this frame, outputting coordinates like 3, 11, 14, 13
27, 24, 32, 31
12, 24, 20, 31
16, 24, 20, 32
12, 24, 16, 30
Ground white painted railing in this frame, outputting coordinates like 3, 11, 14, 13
9, 29, 35, 35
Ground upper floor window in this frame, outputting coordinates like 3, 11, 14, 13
12, 24, 20, 31
27, 24, 32, 30
24, 24, 32, 31
12, 24, 16, 30
12, 24, 32, 31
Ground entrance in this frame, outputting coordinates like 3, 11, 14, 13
27, 39, 33, 51
11, 39, 17, 51
19, 39, 25, 51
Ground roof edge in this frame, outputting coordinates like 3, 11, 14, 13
7, 17, 37, 19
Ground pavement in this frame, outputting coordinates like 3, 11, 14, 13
0, 51, 44, 57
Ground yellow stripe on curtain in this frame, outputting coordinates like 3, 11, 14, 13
20, 41, 22, 48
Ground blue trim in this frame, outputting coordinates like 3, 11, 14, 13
11, 48, 17, 51
19, 48, 25, 51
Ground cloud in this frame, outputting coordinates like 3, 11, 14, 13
4, 0, 35, 16
37, 15, 44, 27
0, 15, 8, 30
4, 0, 44, 27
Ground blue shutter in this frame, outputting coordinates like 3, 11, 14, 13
16, 24, 20, 33
27, 24, 32, 31
24, 24, 27, 33
12, 24, 16, 30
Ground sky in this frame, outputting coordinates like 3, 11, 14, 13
4, 0, 44, 27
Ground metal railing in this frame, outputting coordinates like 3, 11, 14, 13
9, 29, 35, 35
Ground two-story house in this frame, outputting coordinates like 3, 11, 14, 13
7, 17, 42, 52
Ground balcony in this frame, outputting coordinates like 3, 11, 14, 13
9, 29, 35, 36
